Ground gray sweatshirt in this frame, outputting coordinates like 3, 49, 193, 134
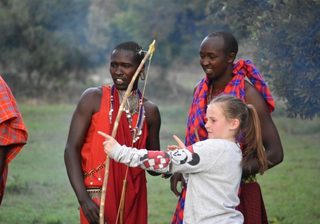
108, 138, 244, 224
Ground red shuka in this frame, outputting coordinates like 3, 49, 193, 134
80, 85, 148, 224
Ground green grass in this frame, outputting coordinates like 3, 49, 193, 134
0, 104, 78, 224
0, 103, 319, 224
258, 117, 320, 224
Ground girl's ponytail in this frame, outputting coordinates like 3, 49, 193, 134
242, 104, 268, 174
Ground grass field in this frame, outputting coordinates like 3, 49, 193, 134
0, 103, 319, 224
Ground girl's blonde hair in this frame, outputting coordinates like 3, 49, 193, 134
210, 94, 268, 174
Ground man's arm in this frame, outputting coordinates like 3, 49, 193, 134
0, 146, 8, 181
0, 146, 7, 204
244, 83, 284, 177
64, 87, 101, 223
143, 99, 161, 176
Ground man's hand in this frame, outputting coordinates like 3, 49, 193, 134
168, 135, 186, 196
170, 173, 186, 196
80, 196, 100, 224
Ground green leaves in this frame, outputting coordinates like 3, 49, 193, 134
0, 0, 98, 98
1, 0, 319, 118
205, 0, 320, 118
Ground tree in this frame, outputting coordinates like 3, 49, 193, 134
0, 0, 101, 99
3, 0, 317, 113
207, 0, 320, 118
88, 0, 213, 99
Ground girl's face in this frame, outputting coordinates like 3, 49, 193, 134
205, 103, 238, 141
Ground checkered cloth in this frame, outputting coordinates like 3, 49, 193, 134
141, 151, 171, 171
172, 59, 274, 224
185, 59, 275, 146
0, 75, 28, 204
0, 76, 28, 161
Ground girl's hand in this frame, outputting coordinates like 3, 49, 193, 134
97, 131, 117, 155
172, 135, 186, 148
167, 135, 186, 151
167, 144, 179, 151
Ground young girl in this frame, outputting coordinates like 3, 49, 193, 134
98, 94, 268, 224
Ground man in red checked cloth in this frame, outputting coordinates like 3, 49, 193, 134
0, 75, 28, 205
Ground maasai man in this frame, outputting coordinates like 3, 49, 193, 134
64, 42, 161, 224
170, 32, 284, 224
0, 75, 28, 205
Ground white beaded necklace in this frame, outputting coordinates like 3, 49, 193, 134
109, 86, 145, 143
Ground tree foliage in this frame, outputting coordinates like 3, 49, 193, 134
207, 0, 320, 118
0, 0, 319, 117
88, 0, 217, 100
0, 0, 100, 99
89, 0, 212, 66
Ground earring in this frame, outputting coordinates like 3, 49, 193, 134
140, 72, 145, 80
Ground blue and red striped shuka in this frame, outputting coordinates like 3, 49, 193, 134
171, 59, 274, 224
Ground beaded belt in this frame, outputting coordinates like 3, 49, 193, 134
241, 175, 257, 184
86, 187, 102, 200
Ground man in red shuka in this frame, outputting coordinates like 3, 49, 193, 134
64, 41, 161, 224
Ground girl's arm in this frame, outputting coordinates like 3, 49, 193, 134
107, 142, 171, 173
98, 131, 207, 174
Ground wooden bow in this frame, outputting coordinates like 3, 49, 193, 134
99, 40, 156, 224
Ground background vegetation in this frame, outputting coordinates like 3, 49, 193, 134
0, 0, 319, 118
0, 1, 319, 223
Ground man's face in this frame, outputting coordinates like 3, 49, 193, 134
199, 36, 230, 80
109, 49, 139, 90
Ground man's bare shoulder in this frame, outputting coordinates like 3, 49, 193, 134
77, 86, 103, 113
143, 98, 159, 113
81, 86, 103, 99
244, 81, 269, 112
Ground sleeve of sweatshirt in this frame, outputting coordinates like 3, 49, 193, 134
108, 143, 171, 173
108, 139, 225, 174
169, 140, 225, 174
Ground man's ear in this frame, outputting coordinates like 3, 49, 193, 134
227, 52, 236, 64
229, 118, 240, 130
139, 67, 146, 80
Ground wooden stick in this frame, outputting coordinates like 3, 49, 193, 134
99, 40, 156, 224
118, 172, 128, 224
